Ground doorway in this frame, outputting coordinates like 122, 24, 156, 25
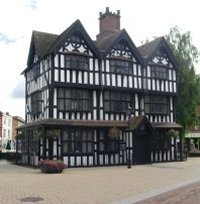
133, 132, 151, 164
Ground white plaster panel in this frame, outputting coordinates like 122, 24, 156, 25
174, 82, 176, 92
148, 79, 151, 89
117, 75, 121, 87
60, 55, 64, 68
66, 70, 70, 83
129, 76, 133, 88
123, 76, 127, 87
138, 78, 141, 89
84, 72, 88, 84
89, 73, 93, 84
54, 69, 58, 81
134, 77, 137, 88
112, 74, 116, 86
89, 58, 93, 71
106, 60, 109, 72
135, 94, 139, 109
72, 71, 76, 83
95, 59, 98, 71
106, 74, 110, 86
93, 109, 97, 120
54, 55, 59, 67
152, 79, 155, 90
78, 72, 82, 83
165, 81, 168, 92
60, 70, 65, 82
95, 73, 99, 85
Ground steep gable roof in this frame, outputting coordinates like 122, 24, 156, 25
26, 20, 101, 68
27, 31, 58, 66
95, 29, 143, 65
138, 37, 179, 69
47, 19, 100, 58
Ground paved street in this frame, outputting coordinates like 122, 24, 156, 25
1, 158, 200, 204
135, 180, 200, 204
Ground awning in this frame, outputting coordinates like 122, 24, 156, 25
151, 122, 183, 129
185, 132, 200, 138
17, 119, 128, 130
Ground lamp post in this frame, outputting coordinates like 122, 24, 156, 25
126, 107, 133, 169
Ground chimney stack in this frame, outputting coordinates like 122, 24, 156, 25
96, 7, 121, 41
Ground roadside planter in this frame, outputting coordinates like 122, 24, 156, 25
38, 160, 66, 173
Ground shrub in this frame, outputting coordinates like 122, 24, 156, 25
38, 160, 66, 173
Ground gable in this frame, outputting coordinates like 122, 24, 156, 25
150, 47, 174, 68
138, 37, 179, 70
107, 39, 138, 62
57, 31, 94, 56
128, 116, 154, 133
96, 29, 143, 65
47, 20, 100, 58
27, 31, 58, 67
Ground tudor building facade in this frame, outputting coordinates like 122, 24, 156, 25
17, 7, 183, 167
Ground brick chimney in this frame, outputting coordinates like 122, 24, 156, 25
96, 7, 121, 41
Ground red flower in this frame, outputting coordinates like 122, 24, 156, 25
38, 160, 66, 173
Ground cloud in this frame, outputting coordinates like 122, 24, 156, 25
26, 0, 38, 10
0, 33, 17, 44
10, 80, 25, 99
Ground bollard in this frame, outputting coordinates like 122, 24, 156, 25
127, 158, 131, 169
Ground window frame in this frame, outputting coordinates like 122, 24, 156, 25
104, 91, 133, 113
145, 95, 169, 115
110, 59, 133, 75
151, 66, 168, 80
31, 91, 43, 116
98, 130, 120, 153
65, 54, 89, 71
62, 129, 94, 155
57, 88, 92, 112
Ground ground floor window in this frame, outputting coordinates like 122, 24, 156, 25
62, 129, 94, 155
151, 131, 171, 150
29, 132, 39, 155
99, 130, 120, 153
17, 133, 28, 154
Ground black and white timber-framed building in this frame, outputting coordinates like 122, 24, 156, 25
16, 7, 184, 167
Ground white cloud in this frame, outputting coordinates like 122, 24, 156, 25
10, 79, 25, 99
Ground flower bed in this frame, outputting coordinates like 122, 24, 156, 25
38, 160, 66, 173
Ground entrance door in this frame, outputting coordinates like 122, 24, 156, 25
133, 133, 151, 164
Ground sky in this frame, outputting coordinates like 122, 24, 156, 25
0, 0, 200, 119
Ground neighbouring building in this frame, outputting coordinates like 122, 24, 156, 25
12, 116, 25, 150
185, 106, 200, 153
17, 7, 183, 167
1, 112, 12, 152
0, 111, 3, 151
0, 112, 24, 152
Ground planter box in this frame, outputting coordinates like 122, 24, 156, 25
38, 160, 65, 174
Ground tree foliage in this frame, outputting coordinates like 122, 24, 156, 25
165, 26, 200, 130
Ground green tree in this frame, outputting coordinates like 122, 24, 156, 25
165, 26, 200, 130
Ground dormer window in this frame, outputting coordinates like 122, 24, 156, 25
151, 66, 168, 79
110, 59, 132, 75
